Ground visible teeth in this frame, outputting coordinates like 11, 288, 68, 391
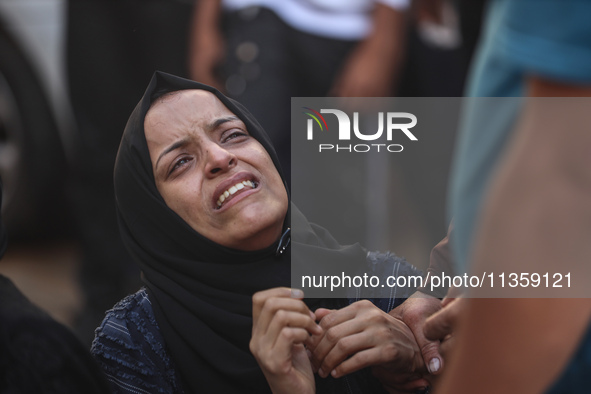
216, 180, 256, 208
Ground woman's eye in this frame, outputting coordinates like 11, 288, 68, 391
222, 130, 248, 143
169, 157, 193, 175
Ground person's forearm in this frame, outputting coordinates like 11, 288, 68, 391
191, 0, 222, 38
370, 3, 407, 53
189, 0, 224, 86
331, 3, 406, 97
366, 3, 407, 89
437, 79, 591, 393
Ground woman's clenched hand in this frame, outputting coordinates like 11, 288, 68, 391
250, 288, 322, 394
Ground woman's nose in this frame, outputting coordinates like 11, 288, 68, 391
204, 143, 237, 176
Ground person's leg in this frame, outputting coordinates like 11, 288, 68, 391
219, 8, 295, 182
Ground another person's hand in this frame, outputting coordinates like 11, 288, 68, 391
250, 288, 321, 394
424, 296, 464, 343
310, 300, 428, 391
389, 293, 444, 375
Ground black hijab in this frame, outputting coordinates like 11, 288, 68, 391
114, 71, 366, 393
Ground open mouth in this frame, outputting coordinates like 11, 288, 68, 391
215, 179, 259, 210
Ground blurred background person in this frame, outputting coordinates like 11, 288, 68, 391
393, 0, 487, 260
424, 0, 591, 393
190, 0, 410, 184
0, 179, 111, 393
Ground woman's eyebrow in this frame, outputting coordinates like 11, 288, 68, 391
207, 116, 240, 132
155, 137, 191, 170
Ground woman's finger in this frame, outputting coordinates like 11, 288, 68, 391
253, 288, 312, 331
252, 287, 304, 318
257, 298, 314, 335
313, 308, 333, 322
311, 315, 367, 377
319, 331, 374, 377
255, 327, 311, 374
265, 310, 321, 348
315, 300, 374, 330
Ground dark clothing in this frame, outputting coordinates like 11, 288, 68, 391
0, 181, 6, 259
0, 275, 111, 394
1, 181, 109, 391
92, 252, 420, 394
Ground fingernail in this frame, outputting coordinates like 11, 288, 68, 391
331, 369, 338, 378
428, 357, 441, 373
291, 289, 304, 298
318, 368, 325, 377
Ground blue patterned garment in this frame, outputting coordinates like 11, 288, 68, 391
91, 252, 421, 394
91, 290, 184, 394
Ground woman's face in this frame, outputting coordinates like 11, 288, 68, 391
145, 90, 288, 251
